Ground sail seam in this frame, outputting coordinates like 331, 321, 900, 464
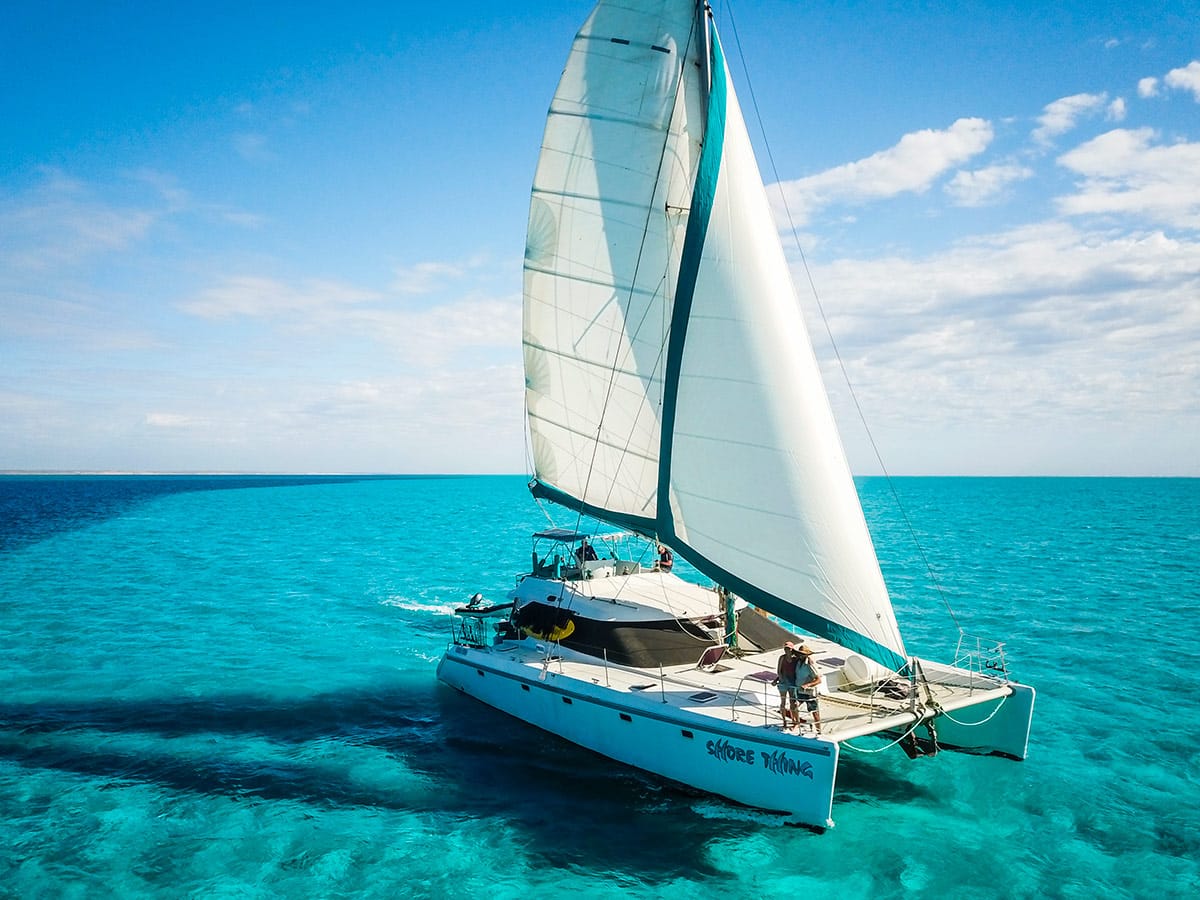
530, 187, 650, 210
670, 431, 789, 452
546, 109, 675, 132
522, 347, 667, 383
526, 415, 660, 464
523, 265, 657, 298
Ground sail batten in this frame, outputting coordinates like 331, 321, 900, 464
545, 108, 677, 131
522, 268, 659, 299
523, 0, 907, 670
530, 187, 652, 212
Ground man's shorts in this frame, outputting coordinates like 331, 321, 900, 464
796, 690, 819, 711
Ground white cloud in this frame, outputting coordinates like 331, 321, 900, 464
1107, 97, 1126, 121
774, 118, 993, 225
1164, 60, 1200, 101
1055, 128, 1200, 228
180, 275, 381, 319
143, 365, 525, 473
393, 260, 467, 294
233, 132, 273, 162
803, 221, 1200, 473
220, 210, 268, 228
178, 270, 521, 369
1032, 93, 1108, 146
1104, 38, 1120, 50
944, 164, 1034, 207
0, 173, 159, 271
146, 412, 201, 429
1138, 77, 1159, 98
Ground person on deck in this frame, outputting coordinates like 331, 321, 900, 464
656, 544, 674, 572
775, 641, 799, 729
793, 643, 823, 734
575, 537, 598, 563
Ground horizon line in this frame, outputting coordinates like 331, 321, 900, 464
1, 470, 1195, 479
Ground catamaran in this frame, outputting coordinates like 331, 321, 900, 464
436, 0, 1035, 829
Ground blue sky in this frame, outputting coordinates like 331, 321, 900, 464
2, 0, 1198, 476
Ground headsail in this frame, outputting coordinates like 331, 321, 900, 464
522, 0, 907, 670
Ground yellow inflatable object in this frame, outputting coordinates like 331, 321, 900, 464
522, 619, 576, 642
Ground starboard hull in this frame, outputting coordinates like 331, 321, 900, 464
925, 682, 1036, 760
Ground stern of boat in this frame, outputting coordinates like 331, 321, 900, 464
931, 682, 1035, 760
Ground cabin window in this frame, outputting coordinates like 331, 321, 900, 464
521, 684, 530, 692
562, 696, 573, 705
619, 713, 632, 722
681, 730, 694, 739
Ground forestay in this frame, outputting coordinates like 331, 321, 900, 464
522, 0, 907, 670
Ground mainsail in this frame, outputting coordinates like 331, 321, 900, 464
522, 0, 907, 670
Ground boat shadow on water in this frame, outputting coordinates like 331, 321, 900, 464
0, 680, 781, 876
0, 475, 370, 555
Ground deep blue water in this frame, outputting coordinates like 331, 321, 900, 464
1, 475, 1196, 898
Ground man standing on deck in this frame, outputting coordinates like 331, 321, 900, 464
793, 644, 823, 734
775, 641, 799, 729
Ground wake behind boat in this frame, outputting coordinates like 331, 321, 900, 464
436, 0, 1034, 829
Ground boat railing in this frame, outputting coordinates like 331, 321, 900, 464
452, 599, 516, 648
952, 633, 1010, 686
730, 670, 783, 726
453, 616, 489, 648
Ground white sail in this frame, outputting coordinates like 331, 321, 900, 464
523, 0, 907, 669
524, 0, 704, 522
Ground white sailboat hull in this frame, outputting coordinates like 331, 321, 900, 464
437, 643, 840, 829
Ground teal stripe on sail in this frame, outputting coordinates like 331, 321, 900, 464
657, 10, 726, 542
673, 541, 908, 671
529, 480, 659, 539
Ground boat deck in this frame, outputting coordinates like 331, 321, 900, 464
491, 637, 1014, 743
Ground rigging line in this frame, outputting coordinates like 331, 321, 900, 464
593, 272, 673, 521
839, 718, 925, 754
722, 1, 962, 634
587, 144, 697, 529
930, 693, 1010, 727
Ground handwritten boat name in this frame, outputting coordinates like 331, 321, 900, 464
705, 739, 814, 780
706, 738, 756, 765
760, 748, 814, 780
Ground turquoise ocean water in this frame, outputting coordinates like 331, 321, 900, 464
1, 474, 1196, 898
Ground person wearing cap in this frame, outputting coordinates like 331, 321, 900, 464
793, 644, 823, 734
575, 536, 598, 563
775, 641, 800, 729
